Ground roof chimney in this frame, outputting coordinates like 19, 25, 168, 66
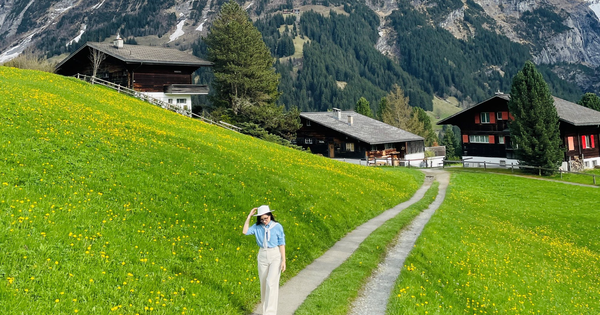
114, 34, 124, 48
348, 115, 354, 126
333, 108, 341, 120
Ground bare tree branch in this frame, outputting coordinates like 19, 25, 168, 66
88, 48, 106, 78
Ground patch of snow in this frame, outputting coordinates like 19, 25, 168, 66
0, 33, 34, 64
245, 2, 254, 10
66, 24, 87, 47
92, 0, 106, 10
54, 5, 73, 14
590, 2, 600, 22
196, 18, 208, 31
169, 20, 186, 42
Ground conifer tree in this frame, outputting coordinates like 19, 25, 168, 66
355, 97, 373, 117
204, 0, 280, 110
204, 0, 299, 139
381, 85, 425, 136
414, 107, 438, 146
508, 61, 562, 173
376, 97, 388, 121
577, 93, 600, 111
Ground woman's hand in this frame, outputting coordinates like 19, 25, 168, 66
243, 208, 257, 234
280, 260, 286, 273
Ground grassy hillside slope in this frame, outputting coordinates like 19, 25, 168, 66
389, 172, 600, 314
0, 67, 422, 314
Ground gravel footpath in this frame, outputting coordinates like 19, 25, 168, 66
348, 169, 450, 315
251, 173, 436, 315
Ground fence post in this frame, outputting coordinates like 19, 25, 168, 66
442, 160, 445, 169
560, 169, 562, 179
539, 166, 541, 176
484, 161, 487, 170
594, 175, 596, 185
511, 163, 514, 173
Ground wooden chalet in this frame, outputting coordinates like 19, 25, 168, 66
56, 36, 212, 111
298, 109, 425, 165
438, 94, 600, 170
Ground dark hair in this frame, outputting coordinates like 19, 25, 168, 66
255, 212, 277, 225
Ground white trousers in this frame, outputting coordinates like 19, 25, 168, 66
257, 247, 281, 315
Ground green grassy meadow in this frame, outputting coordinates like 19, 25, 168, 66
388, 172, 600, 314
0, 67, 423, 314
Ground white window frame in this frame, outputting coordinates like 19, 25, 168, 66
346, 143, 355, 152
499, 136, 505, 144
496, 112, 503, 121
305, 138, 313, 144
176, 98, 187, 104
168, 99, 173, 104
469, 135, 489, 143
480, 112, 490, 124
305, 120, 311, 126
583, 135, 592, 149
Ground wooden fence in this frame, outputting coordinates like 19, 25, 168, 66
442, 159, 597, 185
74, 74, 241, 133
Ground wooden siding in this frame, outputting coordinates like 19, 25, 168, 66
296, 117, 424, 159
445, 96, 600, 162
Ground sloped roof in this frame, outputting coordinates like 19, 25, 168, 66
437, 94, 509, 125
438, 94, 600, 126
553, 97, 600, 126
58, 42, 212, 68
301, 111, 424, 145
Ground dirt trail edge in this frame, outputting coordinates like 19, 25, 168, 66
252, 171, 439, 315
348, 169, 450, 315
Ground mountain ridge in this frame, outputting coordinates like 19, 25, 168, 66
1, 0, 598, 108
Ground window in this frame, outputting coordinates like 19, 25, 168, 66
567, 136, 575, 151
497, 112, 503, 121
305, 138, 313, 144
305, 120, 311, 126
499, 136, 505, 144
469, 135, 489, 143
480, 112, 490, 123
346, 143, 355, 152
168, 99, 173, 104
582, 135, 596, 149
177, 99, 187, 104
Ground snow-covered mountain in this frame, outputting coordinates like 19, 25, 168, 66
2, 0, 600, 92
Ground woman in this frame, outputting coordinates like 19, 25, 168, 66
243, 205, 286, 315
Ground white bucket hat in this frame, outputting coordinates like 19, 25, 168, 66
253, 205, 274, 216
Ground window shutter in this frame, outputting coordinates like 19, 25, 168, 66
489, 135, 495, 144
475, 114, 480, 124
502, 111, 509, 120
490, 112, 496, 124
463, 134, 469, 143
592, 135, 596, 148
582, 135, 587, 149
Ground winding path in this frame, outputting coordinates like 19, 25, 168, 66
348, 169, 449, 315
252, 169, 450, 315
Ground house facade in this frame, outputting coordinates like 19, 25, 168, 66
297, 109, 425, 165
56, 36, 212, 111
438, 94, 600, 169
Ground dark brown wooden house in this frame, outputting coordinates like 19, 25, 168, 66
438, 94, 600, 169
56, 36, 212, 111
298, 109, 425, 164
